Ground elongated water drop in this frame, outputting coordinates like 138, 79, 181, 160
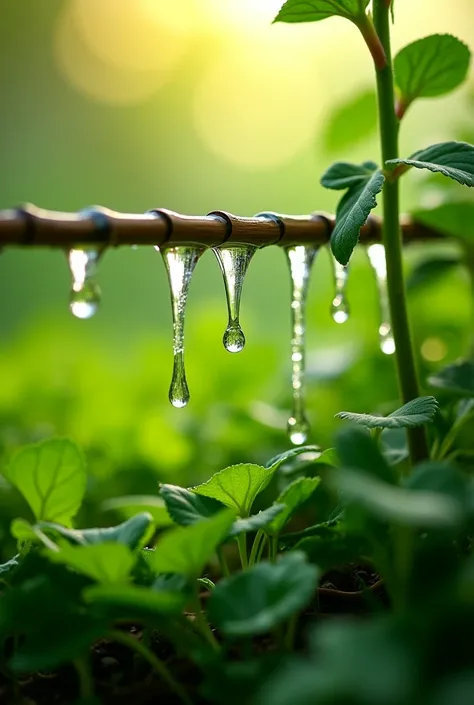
67, 248, 101, 319
213, 245, 258, 353
158, 245, 205, 408
285, 244, 319, 445
331, 257, 350, 324
367, 243, 395, 355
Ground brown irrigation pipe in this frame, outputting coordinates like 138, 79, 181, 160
0, 204, 444, 249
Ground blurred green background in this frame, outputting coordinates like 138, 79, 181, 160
0, 0, 473, 553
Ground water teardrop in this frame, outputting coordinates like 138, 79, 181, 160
213, 244, 258, 353
67, 248, 101, 319
158, 245, 205, 408
367, 243, 395, 355
284, 244, 319, 446
330, 257, 350, 324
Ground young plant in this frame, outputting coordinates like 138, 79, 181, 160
274, 0, 473, 466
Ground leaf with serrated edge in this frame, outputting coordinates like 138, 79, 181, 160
321, 161, 378, 190
160, 484, 225, 526
191, 463, 278, 516
208, 552, 319, 637
46, 542, 136, 584
274, 0, 369, 24
335, 468, 462, 528
4, 438, 86, 525
147, 509, 236, 577
336, 396, 439, 429
387, 142, 474, 187
267, 477, 321, 536
394, 35, 470, 112
330, 170, 385, 265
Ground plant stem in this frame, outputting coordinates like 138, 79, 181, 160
73, 657, 94, 700
217, 547, 230, 577
372, 0, 428, 465
249, 529, 265, 566
107, 629, 193, 705
191, 592, 220, 651
237, 533, 248, 570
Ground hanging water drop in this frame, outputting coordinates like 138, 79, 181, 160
331, 257, 350, 324
284, 244, 319, 445
367, 243, 395, 355
158, 245, 205, 408
213, 245, 258, 353
67, 248, 101, 319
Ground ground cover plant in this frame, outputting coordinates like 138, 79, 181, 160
2, 1, 474, 703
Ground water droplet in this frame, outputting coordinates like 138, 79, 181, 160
158, 245, 205, 408
284, 244, 319, 446
213, 245, 258, 353
367, 244, 395, 355
331, 258, 350, 324
67, 248, 101, 319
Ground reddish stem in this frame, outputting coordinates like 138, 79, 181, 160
357, 15, 387, 71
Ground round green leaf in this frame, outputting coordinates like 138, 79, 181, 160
191, 464, 278, 516
394, 34, 470, 111
46, 542, 136, 584
208, 552, 319, 637
4, 438, 86, 525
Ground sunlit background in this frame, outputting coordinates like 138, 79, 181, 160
0, 0, 473, 546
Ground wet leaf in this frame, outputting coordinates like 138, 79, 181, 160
46, 542, 136, 584
329, 168, 385, 265
387, 142, 474, 187
147, 509, 236, 577
192, 464, 278, 516
336, 396, 439, 429
208, 552, 319, 637
394, 35, 470, 111
39, 513, 155, 551
274, 0, 370, 24
428, 361, 474, 397
267, 477, 321, 536
321, 160, 379, 190
4, 438, 86, 525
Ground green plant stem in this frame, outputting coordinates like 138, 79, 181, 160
256, 534, 268, 562
270, 535, 278, 563
372, 0, 428, 465
249, 529, 265, 566
237, 533, 248, 570
107, 629, 193, 705
217, 547, 230, 577
73, 657, 94, 700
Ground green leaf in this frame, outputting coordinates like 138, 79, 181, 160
295, 528, 369, 571
267, 477, 321, 536
38, 513, 155, 551
83, 583, 185, 616
11, 518, 60, 551
230, 505, 286, 537
160, 484, 225, 525
387, 142, 474, 187
334, 468, 462, 528
192, 464, 278, 517
329, 169, 385, 265
274, 0, 370, 24
265, 445, 320, 470
336, 396, 439, 429
428, 361, 474, 397
394, 35, 470, 111
335, 425, 396, 484
4, 438, 86, 525
321, 161, 379, 190
413, 202, 474, 243
323, 89, 377, 154
101, 495, 173, 526
147, 509, 236, 577
46, 542, 136, 584
406, 254, 461, 291
198, 577, 216, 591
208, 552, 319, 637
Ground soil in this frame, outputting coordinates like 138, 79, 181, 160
0, 565, 387, 705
